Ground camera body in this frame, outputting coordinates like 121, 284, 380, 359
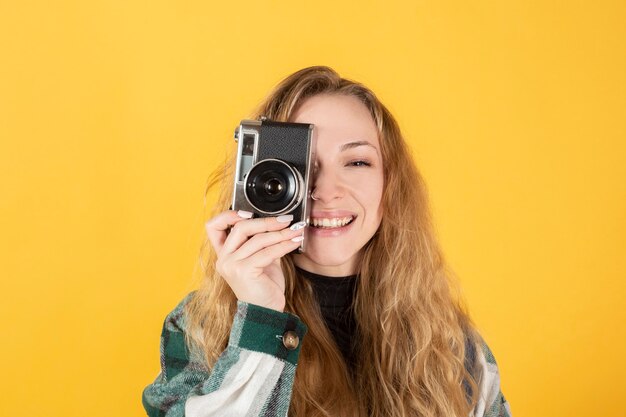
232, 118, 316, 252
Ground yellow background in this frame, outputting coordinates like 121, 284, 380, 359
1, 1, 624, 416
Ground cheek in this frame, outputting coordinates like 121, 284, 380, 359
350, 174, 384, 217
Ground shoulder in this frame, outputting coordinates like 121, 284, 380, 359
459, 324, 501, 381
158, 291, 199, 374
470, 334, 513, 417
161, 291, 197, 333
474, 336, 502, 389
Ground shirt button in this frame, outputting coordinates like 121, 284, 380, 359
282, 330, 299, 350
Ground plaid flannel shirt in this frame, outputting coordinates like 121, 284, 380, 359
142, 292, 512, 417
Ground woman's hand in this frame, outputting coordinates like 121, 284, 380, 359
205, 210, 306, 312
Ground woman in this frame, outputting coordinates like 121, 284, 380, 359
142, 66, 512, 417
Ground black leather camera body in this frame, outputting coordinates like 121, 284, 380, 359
231, 118, 316, 252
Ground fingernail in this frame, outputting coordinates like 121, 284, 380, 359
291, 235, 304, 242
237, 210, 253, 219
289, 221, 307, 231
276, 214, 294, 223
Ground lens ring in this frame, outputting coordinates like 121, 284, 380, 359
244, 159, 303, 215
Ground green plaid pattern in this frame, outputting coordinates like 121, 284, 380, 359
232, 302, 306, 366
476, 342, 512, 417
142, 293, 307, 417
142, 292, 511, 417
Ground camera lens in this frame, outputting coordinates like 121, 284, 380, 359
244, 159, 303, 214
264, 179, 284, 195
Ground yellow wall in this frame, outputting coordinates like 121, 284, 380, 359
1, 1, 624, 416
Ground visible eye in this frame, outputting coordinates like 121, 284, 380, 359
347, 160, 372, 167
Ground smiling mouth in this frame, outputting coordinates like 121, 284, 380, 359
310, 216, 356, 229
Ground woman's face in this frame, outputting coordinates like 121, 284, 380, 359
290, 93, 384, 276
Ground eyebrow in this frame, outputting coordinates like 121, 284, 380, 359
340, 140, 379, 154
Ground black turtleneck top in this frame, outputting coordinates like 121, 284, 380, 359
296, 266, 358, 370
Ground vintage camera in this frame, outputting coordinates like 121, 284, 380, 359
232, 118, 316, 252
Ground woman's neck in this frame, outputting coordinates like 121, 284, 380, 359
292, 255, 358, 277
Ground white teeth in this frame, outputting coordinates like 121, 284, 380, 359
311, 216, 354, 228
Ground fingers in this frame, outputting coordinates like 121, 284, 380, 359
204, 210, 251, 253
232, 224, 305, 261
219, 214, 297, 256
204, 211, 306, 312
245, 238, 304, 269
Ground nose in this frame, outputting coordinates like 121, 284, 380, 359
310, 164, 343, 203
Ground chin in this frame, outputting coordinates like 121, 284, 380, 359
299, 241, 360, 268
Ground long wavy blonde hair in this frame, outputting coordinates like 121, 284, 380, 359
185, 66, 482, 417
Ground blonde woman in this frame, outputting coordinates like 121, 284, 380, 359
142, 66, 512, 417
